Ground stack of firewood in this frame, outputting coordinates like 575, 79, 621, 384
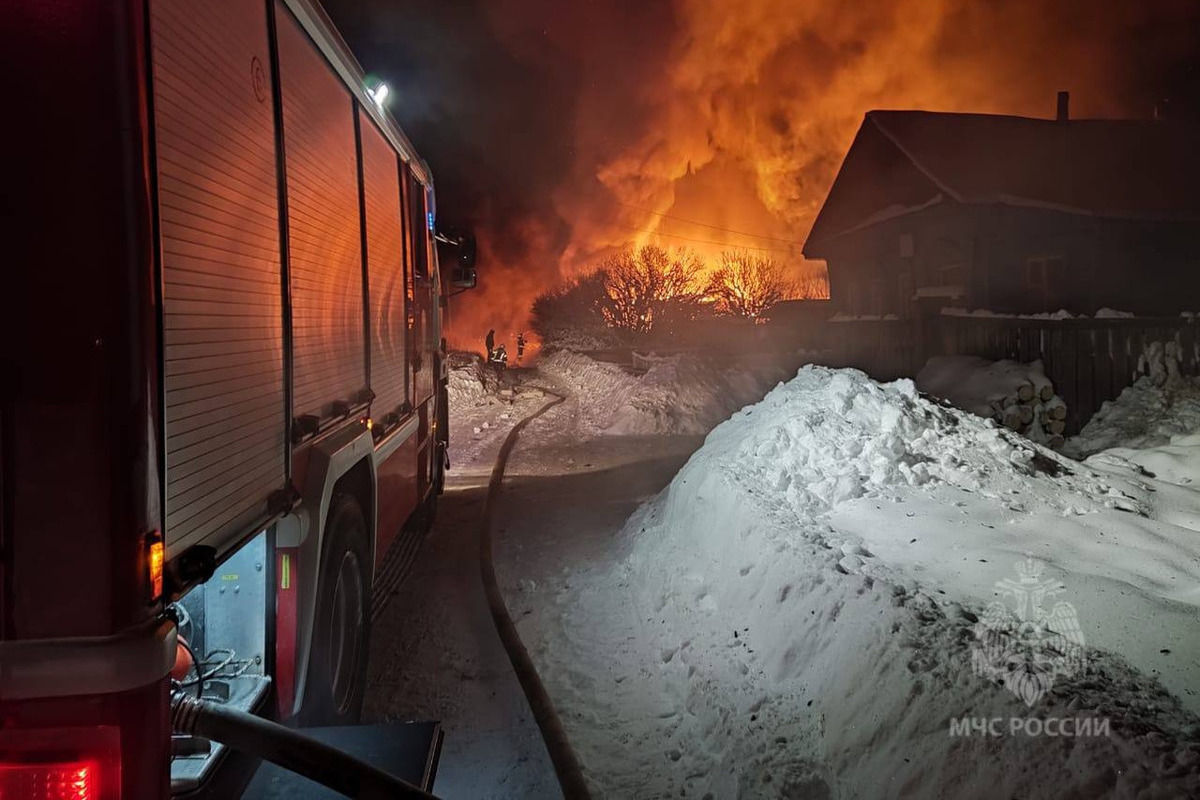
916, 356, 1069, 451
989, 377, 1067, 450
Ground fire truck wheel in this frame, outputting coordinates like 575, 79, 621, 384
303, 493, 371, 725
435, 382, 449, 496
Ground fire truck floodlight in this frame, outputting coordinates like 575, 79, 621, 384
369, 82, 389, 109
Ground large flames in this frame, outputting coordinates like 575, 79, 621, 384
441, 0, 1198, 351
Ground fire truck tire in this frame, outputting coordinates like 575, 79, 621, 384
435, 384, 449, 496
303, 493, 371, 726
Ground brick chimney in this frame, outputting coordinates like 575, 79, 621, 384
1056, 91, 1070, 122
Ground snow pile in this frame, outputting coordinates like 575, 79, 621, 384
538, 349, 784, 437
1067, 373, 1200, 459
549, 366, 1200, 797
446, 351, 489, 408
445, 351, 549, 471
685, 366, 1121, 520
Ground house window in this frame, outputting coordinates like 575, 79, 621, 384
1026, 255, 1066, 308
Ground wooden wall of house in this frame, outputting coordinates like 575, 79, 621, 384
821, 204, 1200, 318
820, 202, 978, 318
973, 207, 1200, 315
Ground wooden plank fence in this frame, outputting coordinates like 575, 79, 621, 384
810, 315, 1199, 433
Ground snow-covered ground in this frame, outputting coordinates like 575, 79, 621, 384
536, 350, 789, 437
367, 348, 789, 798
515, 365, 1200, 797
373, 349, 1200, 798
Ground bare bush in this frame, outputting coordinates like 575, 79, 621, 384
706, 251, 829, 320
598, 245, 706, 336
530, 269, 613, 349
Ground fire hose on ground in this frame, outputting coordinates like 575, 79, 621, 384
478, 390, 593, 800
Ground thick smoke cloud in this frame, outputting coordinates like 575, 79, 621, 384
323, 0, 1199, 349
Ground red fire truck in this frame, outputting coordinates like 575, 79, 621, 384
3, 0, 476, 796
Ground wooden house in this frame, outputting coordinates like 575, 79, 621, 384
803, 97, 1200, 319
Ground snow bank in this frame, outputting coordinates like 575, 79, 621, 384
538, 349, 784, 437
445, 351, 549, 471
554, 366, 1200, 797
446, 351, 489, 408
1067, 374, 1200, 458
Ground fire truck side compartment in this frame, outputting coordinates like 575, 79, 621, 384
359, 107, 409, 422
276, 6, 367, 424
150, 0, 287, 557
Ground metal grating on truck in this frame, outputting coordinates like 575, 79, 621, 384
359, 107, 409, 420
277, 5, 366, 421
151, 0, 286, 554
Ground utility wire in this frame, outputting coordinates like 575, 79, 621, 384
613, 200, 807, 247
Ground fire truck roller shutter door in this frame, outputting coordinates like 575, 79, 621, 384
151, 0, 286, 554
358, 108, 407, 421
276, 5, 366, 423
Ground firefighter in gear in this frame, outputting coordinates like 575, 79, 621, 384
490, 343, 508, 370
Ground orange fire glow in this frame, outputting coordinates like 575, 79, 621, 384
444, 0, 1196, 350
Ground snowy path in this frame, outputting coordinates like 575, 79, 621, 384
363, 387, 559, 799
494, 437, 708, 797
364, 354, 712, 798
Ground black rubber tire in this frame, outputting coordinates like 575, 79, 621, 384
435, 382, 449, 496
301, 493, 371, 726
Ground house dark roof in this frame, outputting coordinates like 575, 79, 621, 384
804, 111, 1200, 256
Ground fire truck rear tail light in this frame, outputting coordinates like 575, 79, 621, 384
0, 726, 120, 800
0, 760, 98, 799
